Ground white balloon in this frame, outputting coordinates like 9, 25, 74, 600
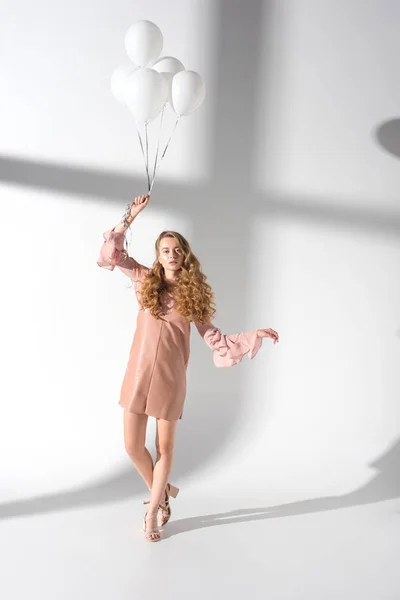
152, 56, 185, 75
153, 57, 185, 105
110, 65, 138, 104
125, 20, 163, 68
125, 68, 168, 124
171, 70, 206, 117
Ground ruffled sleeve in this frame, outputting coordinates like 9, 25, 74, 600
97, 228, 149, 282
194, 321, 262, 368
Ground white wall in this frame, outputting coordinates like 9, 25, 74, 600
1, 0, 399, 522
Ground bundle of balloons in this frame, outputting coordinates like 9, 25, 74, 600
111, 20, 206, 193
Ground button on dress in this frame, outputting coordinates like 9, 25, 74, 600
97, 228, 263, 421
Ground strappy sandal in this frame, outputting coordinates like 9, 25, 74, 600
143, 510, 161, 542
158, 483, 179, 527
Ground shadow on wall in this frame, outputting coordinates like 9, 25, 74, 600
374, 118, 400, 160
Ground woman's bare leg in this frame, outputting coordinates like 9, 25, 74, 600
123, 411, 178, 540
123, 410, 154, 491
148, 418, 178, 513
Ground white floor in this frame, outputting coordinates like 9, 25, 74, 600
1, 482, 399, 600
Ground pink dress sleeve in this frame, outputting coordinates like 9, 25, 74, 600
97, 228, 149, 282
194, 321, 262, 367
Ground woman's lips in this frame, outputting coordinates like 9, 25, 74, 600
169, 261, 177, 265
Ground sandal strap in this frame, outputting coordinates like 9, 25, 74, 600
143, 483, 179, 507
143, 512, 160, 534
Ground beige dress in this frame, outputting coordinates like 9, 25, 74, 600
97, 228, 263, 421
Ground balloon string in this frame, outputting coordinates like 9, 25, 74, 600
145, 122, 151, 192
136, 123, 151, 193
151, 104, 165, 189
150, 114, 181, 190
136, 122, 149, 192
161, 114, 180, 161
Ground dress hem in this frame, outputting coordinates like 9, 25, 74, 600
119, 402, 182, 421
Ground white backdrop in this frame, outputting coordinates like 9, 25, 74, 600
1, 1, 399, 598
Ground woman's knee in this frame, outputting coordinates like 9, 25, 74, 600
123, 411, 147, 460
155, 418, 178, 458
156, 442, 175, 459
124, 440, 146, 460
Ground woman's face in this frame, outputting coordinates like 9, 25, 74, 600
158, 237, 184, 274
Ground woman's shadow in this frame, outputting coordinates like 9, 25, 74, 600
161, 436, 400, 538
2, 436, 399, 527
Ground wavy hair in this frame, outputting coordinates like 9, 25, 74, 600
138, 231, 216, 323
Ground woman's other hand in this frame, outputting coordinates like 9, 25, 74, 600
257, 328, 279, 344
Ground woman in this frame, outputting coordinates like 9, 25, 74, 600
97, 194, 279, 542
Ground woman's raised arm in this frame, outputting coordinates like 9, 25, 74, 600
97, 194, 150, 281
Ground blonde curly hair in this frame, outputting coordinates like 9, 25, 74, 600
138, 230, 216, 323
